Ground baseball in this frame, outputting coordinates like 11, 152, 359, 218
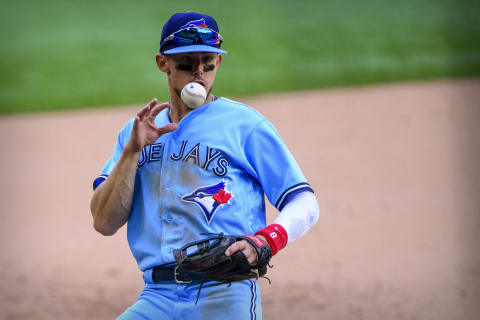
181, 82, 207, 108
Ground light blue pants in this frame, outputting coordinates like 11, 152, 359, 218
117, 280, 262, 320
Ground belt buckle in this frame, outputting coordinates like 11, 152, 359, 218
174, 266, 192, 284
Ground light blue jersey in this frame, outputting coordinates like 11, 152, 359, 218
94, 97, 313, 276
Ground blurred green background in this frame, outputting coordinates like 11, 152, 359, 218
1, 0, 479, 114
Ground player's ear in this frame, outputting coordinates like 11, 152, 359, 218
156, 54, 170, 74
216, 54, 222, 67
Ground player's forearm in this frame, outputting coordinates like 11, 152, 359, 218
255, 191, 319, 255
90, 148, 141, 236
273, 191, 319, 243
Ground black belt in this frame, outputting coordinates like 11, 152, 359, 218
152, 266, 204, 283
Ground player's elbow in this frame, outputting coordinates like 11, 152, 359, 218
310, 203, 320, 226
90, 192, 120, 236
93, 218, 118, 236
309, 193, 320, 225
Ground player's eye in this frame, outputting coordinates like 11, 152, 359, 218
203, 64, 215, 72
177, 64, 193, 71
176, 63, 214, 72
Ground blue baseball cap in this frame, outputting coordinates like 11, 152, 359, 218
160, 12, 227, 55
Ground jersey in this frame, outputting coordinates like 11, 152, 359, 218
93, 97, 314, 276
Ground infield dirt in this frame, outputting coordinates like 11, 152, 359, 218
0, 79, 479, 320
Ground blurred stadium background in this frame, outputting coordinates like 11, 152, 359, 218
1, 0, 479, 114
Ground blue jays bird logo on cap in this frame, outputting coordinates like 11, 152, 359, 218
181, 18, 209, 29
182, 180, 233, 224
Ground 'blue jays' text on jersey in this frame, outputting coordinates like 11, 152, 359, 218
93, 97, 314, 273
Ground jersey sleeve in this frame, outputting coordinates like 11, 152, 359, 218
92, 119, 133, 190
243, 119, 314, 211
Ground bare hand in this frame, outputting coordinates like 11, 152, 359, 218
126, 99, 178, 153
225, 237, 263, 264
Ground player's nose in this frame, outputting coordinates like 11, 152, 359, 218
192, 63, 203, 76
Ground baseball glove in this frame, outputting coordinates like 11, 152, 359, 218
172, 233, 273, 284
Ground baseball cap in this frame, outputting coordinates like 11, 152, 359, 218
160, 12, 227, 55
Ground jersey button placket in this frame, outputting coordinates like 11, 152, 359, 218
159, 134, 183, 257
158, 135, 171, 252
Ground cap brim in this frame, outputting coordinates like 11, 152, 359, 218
163, 45, 227, 55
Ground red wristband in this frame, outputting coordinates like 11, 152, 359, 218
255, 224, 288, 255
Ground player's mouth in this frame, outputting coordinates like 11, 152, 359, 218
192, 80, 206, 88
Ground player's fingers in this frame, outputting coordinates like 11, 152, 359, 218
225, 240, 257, 264
224, 241, 245, 257
150, 101, 170, 117
242, 241, 258, 264
136, 106, 148, 121
132, 115, 140, 130
156, 123, 178, 135
137, 98, 157, 120
147, 98, 158, 108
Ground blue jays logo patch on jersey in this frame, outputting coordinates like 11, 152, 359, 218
182, 180, 233, 225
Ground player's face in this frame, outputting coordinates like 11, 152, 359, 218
159, 52, 222, 99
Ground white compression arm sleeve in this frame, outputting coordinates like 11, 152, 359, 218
273, 191, 320, 244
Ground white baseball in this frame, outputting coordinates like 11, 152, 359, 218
181, 82, 207, 108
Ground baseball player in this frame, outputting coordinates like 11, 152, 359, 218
90, 11, 319, 320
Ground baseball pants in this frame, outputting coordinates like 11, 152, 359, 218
116, 280, 262, 320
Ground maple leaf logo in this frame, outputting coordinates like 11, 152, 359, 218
213, 188, 232, 204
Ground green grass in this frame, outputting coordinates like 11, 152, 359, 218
1, 0, 479, 114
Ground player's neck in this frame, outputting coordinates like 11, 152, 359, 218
168, 94, 215, 123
